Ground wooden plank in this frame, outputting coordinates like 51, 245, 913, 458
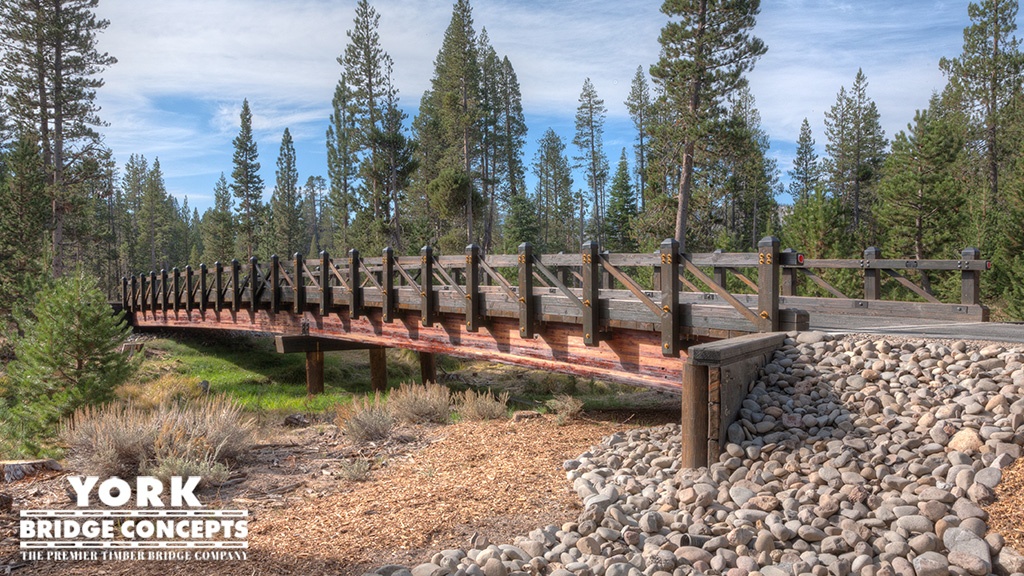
518, 243, 536, 338
582, 241, 601, 346
799, 268, 848, 299
382, 247, 395, 323
660, 239, 680, 357
802, 258, 990, 271
689, 332, 787, 366
863, 247, 882, 300
275, 335, 384, 354
293, 254, 306, 314
421, 245, 435, 326
882, 268, 942, 304
600, 254, 663, 317
682, 259, 760, 326
349, 249, 363, 319
757, 237, 780, 332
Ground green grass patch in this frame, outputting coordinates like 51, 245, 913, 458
130, 333, 418, 416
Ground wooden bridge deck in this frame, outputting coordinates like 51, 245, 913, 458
123, 238, 990, 393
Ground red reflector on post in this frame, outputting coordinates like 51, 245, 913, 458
986, 261, 992, 270
797, 254, 805, 265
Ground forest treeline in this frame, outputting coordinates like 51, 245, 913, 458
1, 0, 1023, 320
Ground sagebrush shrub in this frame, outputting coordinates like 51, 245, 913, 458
546, 394, 584, 421
62, 396, 255, 484
336, 393, 393, 442
455, 388, 509, 421
388, 382, 451, 424
117, 374, 206, 410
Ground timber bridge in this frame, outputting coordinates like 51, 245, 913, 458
122, 237, 990, 466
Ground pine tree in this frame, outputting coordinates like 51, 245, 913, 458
573, 78, 609, 245
788, 119, 822, 204
605, 149, 638, 252
200, 174, 235, 264
532, 129, 577, 252
720, 88, 779, 249
0, 0, 117, 277
230, 99, 263, 259
269, 128, 301, 256
876, 97, 965, 293
0, 135, 49, 310
650, 0, 766, 250
327, 73, 358, 251
823, 69, 887, 241
625, 66, 653, 208
414, 0, 482, 247
4, 273, 133, 455
137, 159, 174, 272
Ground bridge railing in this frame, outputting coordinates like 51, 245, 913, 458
121, 240, 991, 349
122, 237, 811, 354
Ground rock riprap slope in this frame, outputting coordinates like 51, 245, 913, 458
374, 333, 1024, 576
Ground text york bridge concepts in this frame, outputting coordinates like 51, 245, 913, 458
19, 476, 248, 562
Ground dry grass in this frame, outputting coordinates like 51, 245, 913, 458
388, 382, 452, 424
337, 458, 373, 482
117, 373, 207, 409
546, 393, 585, 423
61, 396, 255, 483
336, 393, 394, 442
455, 388, 509, 421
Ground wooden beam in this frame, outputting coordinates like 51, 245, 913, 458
466, 244, 481, 332
382, 247, 395, 323
681, 361, 709, 469
274, 335, 384, 354
421, 245, 435, 326
582, 241, 600, 346
370, 348, 388, 392
306, 350, 324, 395
660, 239, 681, 357
518, 242, 536, 338
419, 352, 437, 385
756, 237, 780, 332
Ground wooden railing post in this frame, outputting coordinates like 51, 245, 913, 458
421, 246, 435, 327
349, 249, 362, 319
466, 244, 480, 332
681, 361, 710, 468
518, 242, 535, 338
293, 253, 305, 314
961, 247, 982, 306
199, 263, 209, 312
171, 267, 181, 314
660, 239, 681, 357
121, 277, 130, 313
160, 269, 169, 315
781, 248, 800, 296
382, 247, 394, 323
863, 247, 882, 300
270, 254, 280, 313
130, 275, 139, 313
712, 249, 727, 289
231, 259, 241, 313
214, 262, 224, 311
756, 236, 780, 332
185, 265, 194, 313
249, 257, 261, 310
582, 240, 601, 346
320, 251, 331, 316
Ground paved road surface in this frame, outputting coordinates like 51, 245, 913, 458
808, 316, 1024, 343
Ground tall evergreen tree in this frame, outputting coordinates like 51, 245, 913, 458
720, 87, 779, 249
200, 174, 235, 264
230, 99, 263, 259
327, 72, 358, 251
0, 0, 117, 277
876, 96, 965, 293
650, 0, 766, 250
532, 129, 577, 252
414, 0, 482, 247
573, 78, 609, 244
788, 118, 821, 204
605, 149, 638, 252
823, 69, 887, 240
269, 128, 301, 256
0, 135, 49, 309
625, 65, 653, 208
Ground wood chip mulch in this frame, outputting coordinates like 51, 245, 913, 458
986, 454, 1024, 554
1, 415, 630, 576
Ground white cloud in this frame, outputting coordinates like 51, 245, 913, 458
89, 0, 1003, 210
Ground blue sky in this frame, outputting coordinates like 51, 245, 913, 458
91, 0, 1000, 212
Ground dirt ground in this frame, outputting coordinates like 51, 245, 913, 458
0, 410, 678, 576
